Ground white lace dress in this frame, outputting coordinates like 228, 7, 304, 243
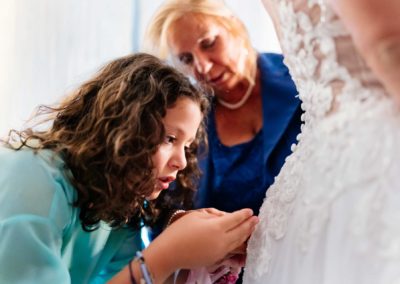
244, 1, 400, 283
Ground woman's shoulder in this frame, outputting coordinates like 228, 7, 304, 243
258, 52, 290, 77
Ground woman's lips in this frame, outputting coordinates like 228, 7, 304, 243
210, 72, 228, 85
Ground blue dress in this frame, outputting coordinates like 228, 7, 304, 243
195, 53, 302, 214
0, 147, 142, 283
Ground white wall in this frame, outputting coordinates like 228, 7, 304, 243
0, 0, 279, 136
228, 0, 280, 53
0, 0, 134, 136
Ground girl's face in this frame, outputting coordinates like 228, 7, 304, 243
147, 97, 203, 200
167, 13, 248, 94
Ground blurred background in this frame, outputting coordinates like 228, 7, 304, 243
0, 0, 280, 136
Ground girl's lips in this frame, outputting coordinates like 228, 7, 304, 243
159, 181, 170, 190
158, 177, 175, 190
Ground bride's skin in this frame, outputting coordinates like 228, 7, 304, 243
262, 0, 400, 106
327, 0, 400, 103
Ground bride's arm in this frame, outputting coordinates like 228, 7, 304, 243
329, 0, 400, 103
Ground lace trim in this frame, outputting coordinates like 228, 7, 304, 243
273, 0, 382, 126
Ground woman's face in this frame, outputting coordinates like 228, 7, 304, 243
147, 97, 202, 200
167, 13, 248, 94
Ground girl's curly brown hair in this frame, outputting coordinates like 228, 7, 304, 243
5, 53, 210, 231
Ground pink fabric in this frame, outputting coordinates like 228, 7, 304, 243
186, 267, 213, 284
184, 255, 243, 284
186, 267, 239, 284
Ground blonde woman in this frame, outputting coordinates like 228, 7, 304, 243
145, 0, 302, 219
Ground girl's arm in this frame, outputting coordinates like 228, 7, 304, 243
329, 0, 400, 102
109, 208, 258, 284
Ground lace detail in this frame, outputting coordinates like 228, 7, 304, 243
273, 0, 383, 126
244, 0, 400, 282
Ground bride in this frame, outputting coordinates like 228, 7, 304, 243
244, 0, 400, 283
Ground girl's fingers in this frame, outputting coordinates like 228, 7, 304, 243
224, 215, 259, 250
219, 208, 255, 231
230, 243, 247, 255
202, 207, 226, 216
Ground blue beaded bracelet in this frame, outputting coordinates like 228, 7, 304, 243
136, 251, 154, 284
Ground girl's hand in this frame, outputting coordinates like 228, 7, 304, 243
166, 207, 225, 227
143, 208, 258, 283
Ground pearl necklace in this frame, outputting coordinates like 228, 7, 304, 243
217, 82, 255, 110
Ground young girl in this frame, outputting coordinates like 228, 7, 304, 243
0, 53, 258, 284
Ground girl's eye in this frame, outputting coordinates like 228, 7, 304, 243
184, 145, 194, 154
164, 135, 176, 144
179, 53, 193, 65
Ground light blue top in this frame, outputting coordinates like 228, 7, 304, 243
0, 147, 142, 284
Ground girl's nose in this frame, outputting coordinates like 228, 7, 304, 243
170, 147, 187, 170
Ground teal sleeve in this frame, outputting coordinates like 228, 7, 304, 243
0, 150, 72, 283
91, 228, 143, 283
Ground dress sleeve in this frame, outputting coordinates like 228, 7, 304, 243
92, 227, 143, 283
0, 152, 72, 283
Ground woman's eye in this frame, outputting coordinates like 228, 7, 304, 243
179, 53, 193, 65
201, 37, 216, 49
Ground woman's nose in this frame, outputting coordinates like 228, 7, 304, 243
194, 54, 212, 77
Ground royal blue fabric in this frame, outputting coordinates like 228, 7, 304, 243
195, 53, 302, 214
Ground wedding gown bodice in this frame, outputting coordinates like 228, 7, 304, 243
266, 0, 387, 124
244, 1, 400, 283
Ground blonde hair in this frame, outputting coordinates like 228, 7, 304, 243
143, 0, 257, 85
